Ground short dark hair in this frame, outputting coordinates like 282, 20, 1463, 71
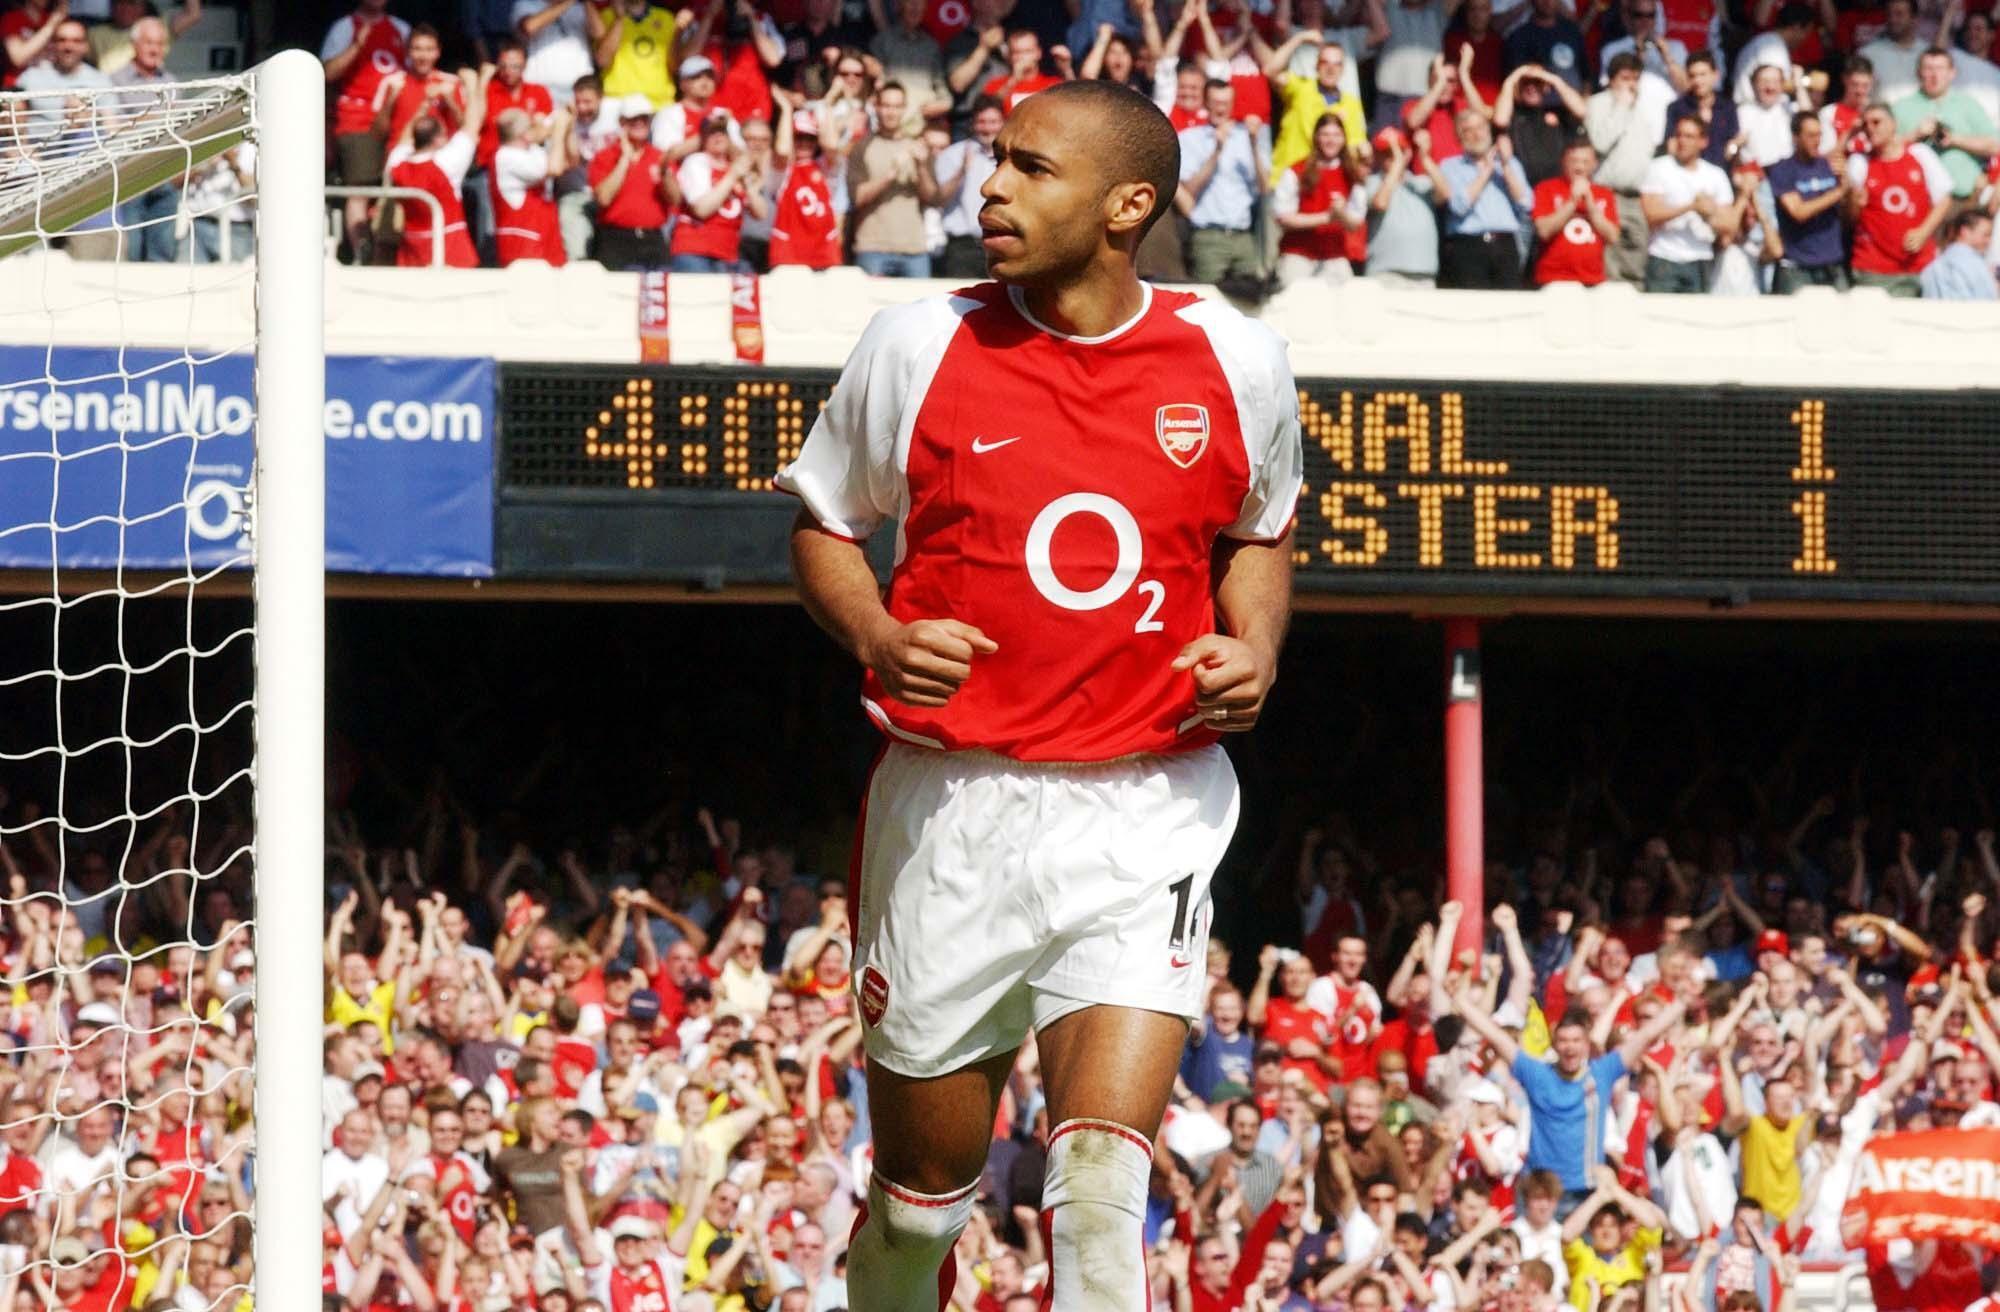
575, 73, 603, 96
1776, 2, 1816, 26
1847, 53, 1875, 75
408, 21, 442, 44
878, 79, 908, 99
1952, 208, 1993, 239
1672, 112, 1712, 139
1393, 1211, 1429, 1241
497, 36, 527, 58
1792, 108, 1819, 134
1687, 48, 1719, 72
1027, 78, 1183, 239
971, 94, 1005, 118
1607, 52, 1645, 78
1453, 1176, 1493, 1201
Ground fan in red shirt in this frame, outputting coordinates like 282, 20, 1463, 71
492, 104, 571, 266
671, 116, 770, 271
1846, 103, 1952, 283
1, 1, 63, 88
478, 39, 555, 174
1249, 949, 1340, 1089
590, 95, 683, 271
371, 23, 465, 147
1165, 63, 1212, 132
1532, 139, 1620, 284
768, 108, 844, 269
386, 68, 487, 269
981, 30, 1065, 112
320, 1, 412, 257
44, 1233, 134, 1312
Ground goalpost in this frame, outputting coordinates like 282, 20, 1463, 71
0, 47, 322, 1307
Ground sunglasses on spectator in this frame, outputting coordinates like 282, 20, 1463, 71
838, 65, 865, 77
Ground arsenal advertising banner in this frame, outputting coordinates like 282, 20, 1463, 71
1842, 1129, 2000, 1248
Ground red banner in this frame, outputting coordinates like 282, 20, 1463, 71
638, 271, 670, 364
1842, 1128, 2000, 1248
729, 272, 765, 365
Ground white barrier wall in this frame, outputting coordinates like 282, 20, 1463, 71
4, 248, 1994, 391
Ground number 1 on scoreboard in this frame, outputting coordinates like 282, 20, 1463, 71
1789, 401, 1836, 575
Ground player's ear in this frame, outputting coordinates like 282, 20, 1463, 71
1103, 178, 1156, 239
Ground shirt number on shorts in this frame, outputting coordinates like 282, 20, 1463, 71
1024, 492, 1165, 634
1167, 874, 1194, 952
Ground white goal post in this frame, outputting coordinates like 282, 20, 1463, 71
0, 46, 323, 1309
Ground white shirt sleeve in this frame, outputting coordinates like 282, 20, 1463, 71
651, 104, 688, 150
438, 129, 477, 187
1640, 153, 1673, 197
1846, 150, 1870, 188
385, 144, 413, 174
774, 299, 964, 540
1180, 304, 1304, 542
1911, 142, 1953, 202
1272, 168, 1301, 217
320, 19, 355, 62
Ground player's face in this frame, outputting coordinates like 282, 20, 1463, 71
978, 96, 1143, 286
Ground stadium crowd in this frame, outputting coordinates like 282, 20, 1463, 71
8, 0, 2000, 291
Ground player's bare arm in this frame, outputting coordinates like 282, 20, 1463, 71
1177, 531, 1295, 732
789, 511, 996, 707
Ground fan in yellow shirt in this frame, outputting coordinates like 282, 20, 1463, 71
1720, 1052, 1813, 1224
1561, 1166, 1667, 1310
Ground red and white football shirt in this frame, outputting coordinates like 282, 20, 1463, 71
1848, 144, 1949, 276
1306, 972, 1382, 1079
777, 283, 1302, 764
586, 1252, 685, 1312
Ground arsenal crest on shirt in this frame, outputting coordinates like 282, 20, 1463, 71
1155, 404, 1210, 469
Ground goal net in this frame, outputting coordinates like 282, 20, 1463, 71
0, 50, 323, 1309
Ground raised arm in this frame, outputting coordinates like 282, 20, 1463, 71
1450, 976, 1521, 1068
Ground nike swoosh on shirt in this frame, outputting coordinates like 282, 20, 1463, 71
970, 436, 1023, 454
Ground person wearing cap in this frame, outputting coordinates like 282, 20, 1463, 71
590, 93, 681, 270
567, 1134, 712, 1312
592, 0, 681, 113
1639, 111, 1740, 291
653, 55, 736, 164
1767, 109, 1851, 291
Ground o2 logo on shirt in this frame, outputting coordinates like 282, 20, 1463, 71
1024, 492, 1167, 634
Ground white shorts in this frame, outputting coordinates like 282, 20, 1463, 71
849, 742, 1240, 1079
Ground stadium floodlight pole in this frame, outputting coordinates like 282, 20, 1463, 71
250, 47, 327, 1309
1444, 617, 1484, 953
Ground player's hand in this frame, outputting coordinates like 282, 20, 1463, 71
1173, 634, 1274, 732
863, 617, 998, 707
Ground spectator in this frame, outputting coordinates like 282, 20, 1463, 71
1712, 155, 1781, 289
373, 24, 468, 151
1955, 10, 2000, 123
1561, 1166, 1667, 1308
1638, 112, 1738, 291
556, 74, 617, 262
1264, 36, 1369, 182
1666, 49, 1739, 168
654, 54, 734, 162
1375, 0, 1450, 131
514, 0, 592, 106
1424, 106, 1533, 288
1274, 117, 1367, 288
321, 0, 412, 261
1589, 52, 1675, 280
1445, 0, 1505, 109
1819, 54, 1874, 156
871, 0, 954, 124
738, 113, 780, 267
944, 0, 1013, 126
493, 104, 571, 265
1739, 63, 1805, 166
768, 103, 848, 269
1767, 109, 1850, 290
980, 27, 1064, 113
1176, 79, 1272, 287
476, 39, 556, 256
1494, 62, 1587, 186
680, 0, 788, 125
591, 0, 680, 112
1921, 200, 1998, 294
1731, 3, 1816, 105
181, 142, 256, 264
1531, 138, 1621, 284
1599, 0, 1688, 91
1859, 0, 1925, 104
108, 16, 180, 263
1, 0, 65, 88
1079, 22, 1153, 95
1504, 0, 1589, 91
670, 113, 771, 270
781, 0, 876, 98
931, 94, 1004, 275
1895, 47, 1999, 199
1845, 100, 1952, 295
846, 80, 938, 274
590, 93, 681, 269
87, 0, 202, 76
1362, 127, 1442, 283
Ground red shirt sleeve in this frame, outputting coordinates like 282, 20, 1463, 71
588, 147, 617, 187
1227, 1197, 1287, 1304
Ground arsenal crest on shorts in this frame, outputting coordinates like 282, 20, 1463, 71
859, 965, 890, 1027
1155, 404, 1210, 469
